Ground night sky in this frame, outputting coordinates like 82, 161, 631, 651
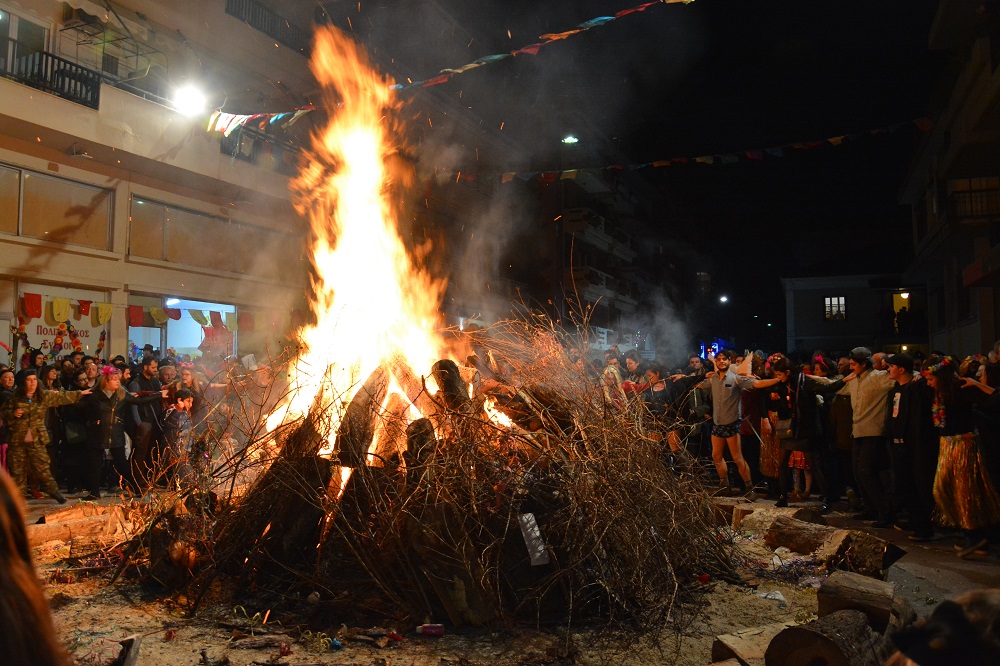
320, 0, 946, 343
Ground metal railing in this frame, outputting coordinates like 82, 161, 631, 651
3, 42, 102, 109
225, 0, 310, 55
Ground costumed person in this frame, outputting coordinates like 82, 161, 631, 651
925, 356, 1000, 558
0, 468, 72, 665
79, 366, 167, 500
0, 370, 90, 502
0, 367, 14, 471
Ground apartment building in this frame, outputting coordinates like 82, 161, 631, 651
0, 0, 320, 360
900, 0, 1000, 354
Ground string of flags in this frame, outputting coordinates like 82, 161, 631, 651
202, 0, 692, 133
438, 117, 936, 184
207, 106, 316, 138
16, 294, 263, 333
391, 0, 695, 91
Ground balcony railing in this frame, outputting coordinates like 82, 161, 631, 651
950, 190, 1000, 219
225, 0, 310, 55
2, 43, 102, 109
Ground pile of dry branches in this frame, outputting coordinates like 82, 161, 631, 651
171, 316, 732, 633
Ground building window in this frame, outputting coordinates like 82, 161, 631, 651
824, 296, 846, 320
129, 197, 300, 280
19, 170, 111, 250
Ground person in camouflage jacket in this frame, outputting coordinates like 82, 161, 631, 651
1, 369, 91, 502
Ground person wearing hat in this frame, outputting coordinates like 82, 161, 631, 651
885, 354, 937, 540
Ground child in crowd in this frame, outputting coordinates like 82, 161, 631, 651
164, 388, 195, 489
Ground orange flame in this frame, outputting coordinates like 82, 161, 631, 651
269, 26, 446, 449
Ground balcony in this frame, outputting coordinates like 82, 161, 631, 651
949, 190, 1000, 220
564, 266, 615, 303
563, 207, 636, 260
1, 42, 102, 109
225, 0, 311, 56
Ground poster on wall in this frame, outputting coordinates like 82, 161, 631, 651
16, 289, 110, 361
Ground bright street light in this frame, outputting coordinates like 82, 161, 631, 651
719, 295, 729, 303
561, 135, 579, 144
172, 85, 207, 116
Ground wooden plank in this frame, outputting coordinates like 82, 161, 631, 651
711, 621, 798, 665
38, 502, 112, 524
27, 514, 111, 546
739, 506, 826, 533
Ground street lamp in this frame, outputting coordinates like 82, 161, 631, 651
561, 135, 579, 144
719, 295, 729, 304
172, 85, 207, 116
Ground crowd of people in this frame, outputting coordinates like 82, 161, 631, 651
0, 344, 277, 505
595, 341, 1000, 559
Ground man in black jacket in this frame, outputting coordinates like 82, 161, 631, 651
885, 354, 937, 541
128, 356, 164, 486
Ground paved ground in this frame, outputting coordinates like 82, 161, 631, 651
23, 489, 999, 616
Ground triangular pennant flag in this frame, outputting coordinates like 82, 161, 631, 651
22, 293, 42, 319
652, 160, 671, 167
422, 74, 451, 87
96, 303, 113, 325
128, 305, 145, 327
827, 136, 844, 146
745, 150, 764, 161
694, 156, 715, 165
721, 154, 739, 164
78, 300, 92, 315
765, 147, 785, 158
52, 297, 71, 322
501, 172, 516, 183
163, 308, 182, 320
210, 311, 225, 328
188, 310, 209, 326
225, 312, 238, 331
560, 170, 578, 180
237, 311, 256, 332
539, 30, 581, 42
149, 307, 169, 325
512, 43, 544, 56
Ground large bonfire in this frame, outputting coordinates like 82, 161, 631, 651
131, 25, 736, 635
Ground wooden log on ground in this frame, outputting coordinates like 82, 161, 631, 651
818, 570, 916, 634
764, 515, 904, 579
38, 502, 111, 524
711, 621, 798, 665
764, 609, 889, 666
27, 514, 111, 546
736, 505, 826, 532
709, 497, 750, 526
762, 515, 838, 553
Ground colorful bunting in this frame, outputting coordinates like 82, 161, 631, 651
128, 305, 145, 327
439, 117, 934, 184
22, 293, 42, 320
96, 302, 113, 325
206, 106, 316, 138
391, 0, 695, 91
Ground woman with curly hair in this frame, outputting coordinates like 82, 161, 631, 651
925, 356, 1000, 558
0, 468, 71, 665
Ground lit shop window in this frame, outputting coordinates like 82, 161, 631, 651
824, 296, 846, 321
